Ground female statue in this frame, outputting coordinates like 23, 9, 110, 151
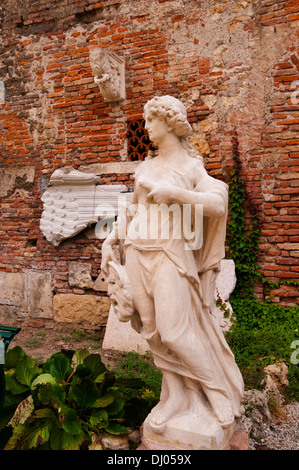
101, 95, 244, 436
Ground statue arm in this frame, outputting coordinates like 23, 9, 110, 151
141, 180, 227, 219
171, 187, 227, 218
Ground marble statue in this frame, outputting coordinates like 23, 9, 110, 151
101, 95, 244, 449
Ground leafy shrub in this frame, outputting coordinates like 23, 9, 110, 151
112, 350, 162, 397
110, 350, 162, 426
226, 296, 299, 399
0, 347, 149, 450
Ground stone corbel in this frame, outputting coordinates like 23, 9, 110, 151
40, 167, 131, 246
89, 48, 125, 102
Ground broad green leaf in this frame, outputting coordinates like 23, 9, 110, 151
104, 422, 127, 435
4, 424, 26, 450
75, 364, 91, 378
95, 372, 106, 384
49, 425, 63, 450
93, 394, 114, 408
31, 373, 57, 390
61, 429, 85, 450
68, 378, 98, 409
32, 408, 56, 420
15, 356, 40, 387
37, 383, 65, 408
59, 404, 82, 435
106, 399, 124, 416
5, 346, 26, 370
89, 409, 109, 428
50, 354, 70, 382
28, 423, 51, 449
72, 349, 89, 368
5, 372, 29, 395
4, 422, 51, 450
83, 354, 107, 379
8, 396, 34, 427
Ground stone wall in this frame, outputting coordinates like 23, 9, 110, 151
0, 0, 298, 328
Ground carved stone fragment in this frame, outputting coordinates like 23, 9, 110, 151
40, 167, 131, 246
89, 48, 125, 102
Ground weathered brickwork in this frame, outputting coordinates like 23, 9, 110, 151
0, 0, 298, 326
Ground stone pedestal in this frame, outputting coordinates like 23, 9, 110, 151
138, 420, 250, 451
102, 305, 149, 354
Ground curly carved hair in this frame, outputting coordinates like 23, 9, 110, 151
143, 95, 203, 161
144, 95, 193, 138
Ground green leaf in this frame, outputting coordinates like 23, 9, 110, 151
32, 408, 56, 420
75, 364, 91, 378
49, 425, 63, 450
50, 354, 70, 382
31, 373, 57, 390
36, 383, 65, 408
72, 349, 89, 368
4, 424, 26, 450
4, 346, 26, 370
106, 399, 124, 416
89, 409, 109, 428
59, 404, 82, 435
5, 372, 29, 395
8, 396, 34, 427
5, 422, 51, 450
104, 422, 127, 435
60, 429, 85, 450
83, 354, 107, 379
93, 394, 114, 408
15, 356, 39, 387
28, 423, 51, 449
68, 378, 98, 409
95, 373, 106, 384
50, 423, 86, 451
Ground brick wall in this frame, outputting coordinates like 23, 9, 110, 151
0, 0, 298, 328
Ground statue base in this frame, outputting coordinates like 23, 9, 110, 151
138, 408, 248, 450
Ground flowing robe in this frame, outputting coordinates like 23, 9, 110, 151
122, 156, 244, 419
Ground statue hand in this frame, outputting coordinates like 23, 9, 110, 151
101, 242, 117, 277
139, 181, 176, 205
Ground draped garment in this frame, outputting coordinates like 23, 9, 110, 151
123, 156, 244, 418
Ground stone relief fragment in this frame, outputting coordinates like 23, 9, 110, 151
89, 48, 125, 102
40, 167, 131, 246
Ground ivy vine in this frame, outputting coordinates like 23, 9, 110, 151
223, 133, 299, 399
226, 132, 299, 300
226, 134, 261, 298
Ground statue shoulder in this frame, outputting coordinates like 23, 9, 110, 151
187, 157, 206, 186
190, 158, 228, 192
134, 160, 147, 177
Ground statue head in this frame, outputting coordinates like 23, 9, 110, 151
144, 95, 193, 139
144, 95, 203, 161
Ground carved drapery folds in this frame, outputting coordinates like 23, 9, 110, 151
89, 48, 125, 102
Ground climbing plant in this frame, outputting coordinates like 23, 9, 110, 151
226, 134, 261, 297
224, 133, 299, 399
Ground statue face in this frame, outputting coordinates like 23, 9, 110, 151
144, 115, 172, 145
